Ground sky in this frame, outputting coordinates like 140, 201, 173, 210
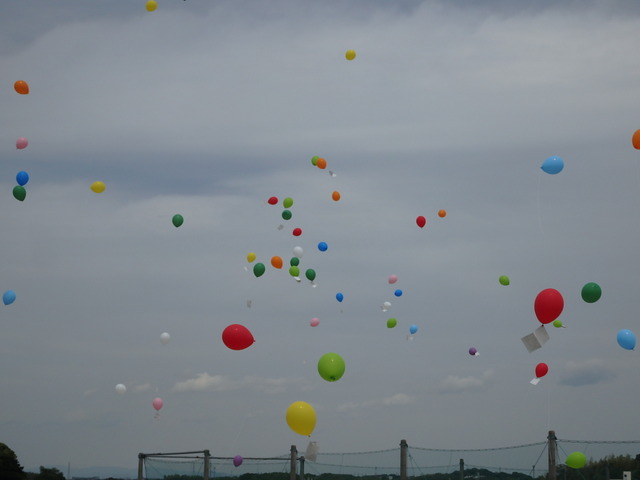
2, 0, 640, 477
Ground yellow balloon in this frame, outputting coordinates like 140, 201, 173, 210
90, 181, 106, 193
345, 49, 356, 61
146, 0, 158, 12
246, 252, 257, 263
286, 401, 316, 436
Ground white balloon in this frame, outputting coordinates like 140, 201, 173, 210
292, 246, 304, 258
160, 332, 171, 345
115, 384, 126, 394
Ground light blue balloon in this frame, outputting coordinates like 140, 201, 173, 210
394, 289, 403, 297
336, 292, 344, 302
3, 290, 16, 306
541, 156, 564, 175
617, 329, 636, 350
318, 241, 328, 252
409, 324, 418, 334
16, 171, 29, 186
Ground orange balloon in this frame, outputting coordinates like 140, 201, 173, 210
316, 158, 327, 169
632, 129, 640, 150
332, 190, 341, 201
271, 256, 283, 269
14, 80, 29, 95
438, 209, 447, 218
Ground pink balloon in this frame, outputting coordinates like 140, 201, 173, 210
310, 317, 320, 327
16, 137, 28, 150
388, 274, 398, 284
152, 397, 163, 411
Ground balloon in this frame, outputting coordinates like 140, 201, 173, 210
345, 49, 356, 60
115, 384, 126, 394
292, 227, 302, 236
270, 256, 283, 269
310, 317, 320, 327
331, 191, 341, 201
286, 401, 316, 436
233, 456, 243, 467
222, 324, 255, 350
246, 252, 256, 263
388, 274, 398, 284
541, 156, 564, 174
617, 329, 636, 350
293, 246, 304, 258
632, 130, 640, 150
409, 324, 418, 334
2, 290, 16, 305
267, 196, 278, 205
317, 242, 328, 252
535, 362, 549, 378
552, 319, 564, 328
499, 275, 510, 286
289, 265, 300, 277
534, 288, 564, 324
316, 158, 327, 169
311, 156, 319, 166
16, 137, 28, 150
290, 257, 300, 266
387, 318, 397, 328
336, 292, 344, 302
416, 216, 426, 228
282, 210, 292, 220
12, 186, 26, 202
581, 282, 602, 303
16, 171, 29, 187
468, 347, 478, 356
394, 289, 403, 297
160, 332, 171, 345
152, 397, 163, 411
14, 80, 29, 95
146, 0, 158, 12
565, 452, 587, 469
283, 197, 294, 208
438, 209, 447, 218
305, 269, 316, 281
253, 262, 266, 277
91, 181, 106, 193
317, 352, 346, 382
381, 301, 391, 311
172, 214, 184, 228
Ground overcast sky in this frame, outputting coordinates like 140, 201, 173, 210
2, 0, 640, 477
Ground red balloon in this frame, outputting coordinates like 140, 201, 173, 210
535, 362, 549, 378
534, 288, 564, 324
416, 216, 426, 228
222, 324, 255, 350
267, 196, 278, 205
292, 227, 302, 236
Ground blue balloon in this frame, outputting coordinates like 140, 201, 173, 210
16, 171, 29, 186
541, 156, 564, 175
336, 292, 344, 302
318, 241, 328, 252
617, 329, 636, 350
394, 289, 403, 297
3, 290, 16, 306
409, 324, 418, 334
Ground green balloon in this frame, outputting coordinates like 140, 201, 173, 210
499, 275, 510, 286
317, 352, 345, 382
565, 452, 586, 469
12, 185, 26, 202
253, 262, 266, 278
172, 214, 184, 227
305, 269, 316, 281
387, 318, 397, 328
289, 265, 300, 277
282, 209, 292, 220
283, 197, 293, 208
581, 282, 601, 303
552, 319, 564, 328
290, 257, 300, 266
311, 155, 319, 166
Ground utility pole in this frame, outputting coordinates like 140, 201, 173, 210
290, 445, 298, 480
548, 430, 557, 480
400, 439, 408, 480
204, 450, 210, 480
300, 456, 306, 480
460, 458, 464, 480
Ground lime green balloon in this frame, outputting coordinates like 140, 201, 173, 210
565, 452, 586, 469
317, 352, 345, 382
282, 209, 292, 220
387, 318, 397, 328
581, 282, 601, 303
172, 214, 184, 227
305, 269, 316, 281
283, 197, 293, 208
499, 275, 510, 286
253, 262, 266, 278
12, 185, 26, 202
552, 319, 564, 328
289, 265, 300, 277
290, 257, 300, 266
311, 156, 319, 166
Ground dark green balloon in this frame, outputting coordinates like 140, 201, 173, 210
581, 282, 601, 303
305, 268, 316, 281
172, 214, 184, 227
282, 209, 292, 220
12, 185, 26, 202
290, 257, 300, 266
253, 262, 266, 278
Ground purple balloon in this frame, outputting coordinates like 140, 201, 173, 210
233, 455, 243, 467
468, 347, 477, 356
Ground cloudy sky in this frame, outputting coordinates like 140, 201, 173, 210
2, 0, 640, 477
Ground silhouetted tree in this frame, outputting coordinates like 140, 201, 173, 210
0, 443, 27, 480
